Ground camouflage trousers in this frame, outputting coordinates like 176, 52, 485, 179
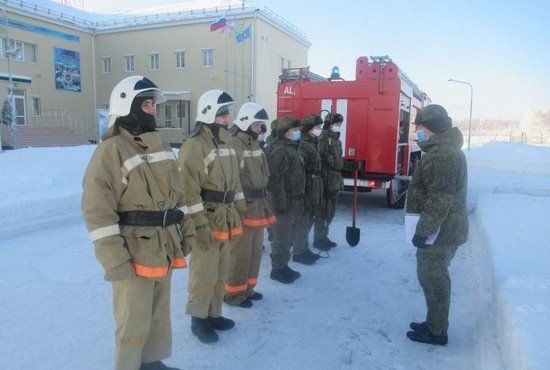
186, 239, 230, 319
314, 195, 338, 241
416, 244, 459, 335
224, 226, 264, 305
112, 274, 172, 370
293, 203, 318, 254
271, 199, 302, 269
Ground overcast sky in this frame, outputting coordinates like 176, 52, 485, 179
64, 0, 550, 121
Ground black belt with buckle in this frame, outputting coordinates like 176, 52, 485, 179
118, 209, 184, 227
242, 187, 269, 199
201, 189, 237, 204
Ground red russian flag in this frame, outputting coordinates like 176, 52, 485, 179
210, 17, 227, 32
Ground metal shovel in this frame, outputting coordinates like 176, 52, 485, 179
346, 159, 360, 247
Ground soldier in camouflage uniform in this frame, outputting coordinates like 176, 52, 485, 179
314, 113, 344, 250
405, 104, 468, 346
293, 114, 324, 265
263, 119, 279, 242
266, 117, 305, 284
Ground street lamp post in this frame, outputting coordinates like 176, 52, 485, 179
448, 79, 473, 150
1, 7, 18, 150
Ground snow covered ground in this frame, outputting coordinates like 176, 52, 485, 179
0, 141, 548, 369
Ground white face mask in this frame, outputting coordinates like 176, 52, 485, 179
331, 125, 341, 133
257, 133, 265, 142
312, 128, 322, 137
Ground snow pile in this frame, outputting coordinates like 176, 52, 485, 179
467, 143, 550, 370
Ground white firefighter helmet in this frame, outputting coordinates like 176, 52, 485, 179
195, 89, 235, 124
108, 76, 166, 127
233, 102, 269, 131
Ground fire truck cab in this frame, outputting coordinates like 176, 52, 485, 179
276, 56, 431, 208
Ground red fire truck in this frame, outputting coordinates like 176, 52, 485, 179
276, 56, 431, 208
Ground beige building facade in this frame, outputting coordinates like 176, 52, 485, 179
1, 1, 309, 147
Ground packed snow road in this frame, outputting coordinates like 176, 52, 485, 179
0, 191, 500, 370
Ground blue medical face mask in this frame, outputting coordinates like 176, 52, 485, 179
416, 129, 428, 142
290, 130, 301, 141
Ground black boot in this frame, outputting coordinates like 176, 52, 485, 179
292, 249, 318, 265
284, 265, 301, 279
248, 292, 263, 300
313, 238, 332, 251
191, 316, 218, 343
406, 325, 447, 346
409, 321, 428, 331
140, 361, 181, 370
270, 267, 296, 284
237, 298, 253, 308
209, 316, 235, 330
325, 237, 337, 248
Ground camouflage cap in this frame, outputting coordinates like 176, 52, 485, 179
277, 117, 301, 137
301, 114, 323, 132
414, 104, 452, 134
323, 113, 344, 129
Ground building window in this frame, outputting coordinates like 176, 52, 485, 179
32, 97, 41, 116
149, 53, 159, 70
124, 55, 135, 72
102, 57, 111, 73
1, 38, 36, 62
176, 102, 186, 118
202, 49, 213, 67
175, 51, 185, 69
164, 104, 172, 127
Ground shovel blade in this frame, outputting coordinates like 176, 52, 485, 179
346, 226, 360, 247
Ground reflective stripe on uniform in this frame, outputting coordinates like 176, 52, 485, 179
171, 257, 187, 269
247, 278, 258, 286
236, 192, 245, 201
225, 283, 247, 293
133, 263, 169, 278
187, 202, 204, 214
89, 224, 120, 242
178, 205, 188, 214
204, 148, 237, 175
121, 151, 177, 185
243, 215, 276, 227
212, 227, 243, 240
240, 149, 264, 168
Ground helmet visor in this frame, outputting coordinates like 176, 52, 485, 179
136, 89, 167, 105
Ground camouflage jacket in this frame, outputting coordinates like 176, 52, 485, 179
231, 131, 276, 228
318, 129, 344, 199
298, 132, 323, 207
406, 127, 469, 246
266, 137, 305, 212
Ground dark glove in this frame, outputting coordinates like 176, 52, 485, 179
412, 234, 428, 248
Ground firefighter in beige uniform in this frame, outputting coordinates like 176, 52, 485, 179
177, 90, 245, 344
224, 103, 276, 308
82, 76, 194, 370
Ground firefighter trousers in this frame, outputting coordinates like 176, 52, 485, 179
112, 274, 172, 370
224, 226, 264, 305
314, 195, 338, 241
186, 239, 230, 319
416, 244, 458, 336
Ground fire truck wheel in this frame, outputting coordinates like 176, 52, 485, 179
386, 179, 408, 209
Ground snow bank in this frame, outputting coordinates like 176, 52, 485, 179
468, 142, 550, 370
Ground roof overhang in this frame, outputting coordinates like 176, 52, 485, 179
163, 90, 192, 100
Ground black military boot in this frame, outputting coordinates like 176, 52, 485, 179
209, 316, 235, 330
284, 265, 301, 279
409, 321, 428, 332
406, 326, 448, 346
270, 267, 296, 284
325, 237, 337, 248
140, 361, 181, 370
313, 238, 332, 251
292, 248, 319, 265
191, 316, 218, 343
237, 298, 253, 308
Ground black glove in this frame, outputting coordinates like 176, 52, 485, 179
412, 234, 428, 248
